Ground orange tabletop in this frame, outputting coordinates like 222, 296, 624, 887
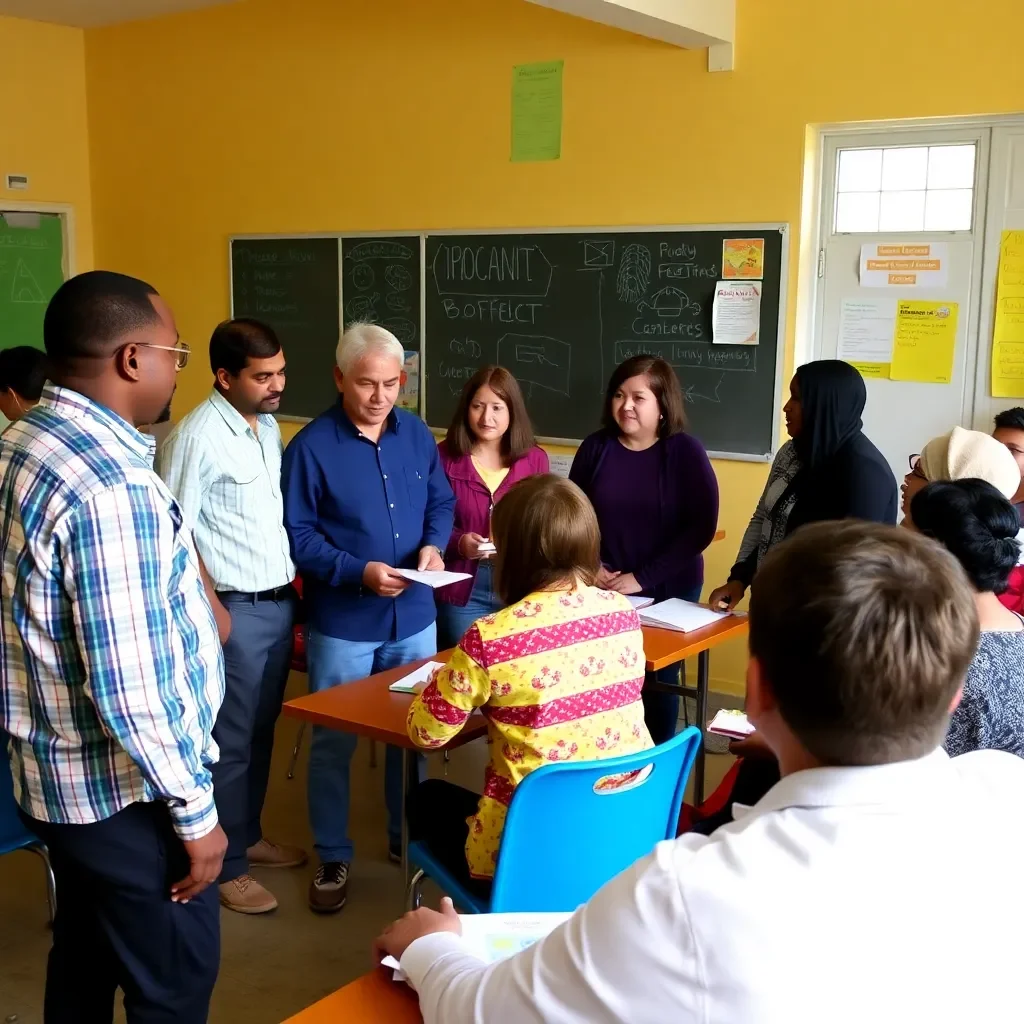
641, 615, 749, 671
283, 970, 420, 1024
713, 529, 725, 543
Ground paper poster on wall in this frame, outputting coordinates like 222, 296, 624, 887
511, 60, 564, 162
397, 350, 420, 412
889, 300, 958, 383
722, 238, 764, 279
547, 453, 573, 479
837, 297, 896, 379
991, 230, 1024, 398
712, 281, 761, 345
859, 242, 949, 288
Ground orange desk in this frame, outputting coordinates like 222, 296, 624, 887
282, 970, 419, 1024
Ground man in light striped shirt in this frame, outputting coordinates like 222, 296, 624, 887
0, 271, 226, 1022
156, 318, 304, 915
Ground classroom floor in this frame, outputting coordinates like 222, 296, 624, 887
0, 672, 736, 1024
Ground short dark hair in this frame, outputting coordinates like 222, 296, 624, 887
600, 355, 686, 437
444, 365, 536, 461
749, 520, 978, 766
994, 407, 1024, 432
491, 475, 600, 605
209, 318, 281, 377
0, 346, 48, 401
43, 271, 160, 365
910, 479, 1020, 594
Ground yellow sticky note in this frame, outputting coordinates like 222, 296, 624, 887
992, 230, 1024, 397
849, 361, 891, 379
889, 300, 958, 384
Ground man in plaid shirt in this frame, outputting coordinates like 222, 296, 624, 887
0, 271, 226, 1023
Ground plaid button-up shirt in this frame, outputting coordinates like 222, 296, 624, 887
0, 385, 224, 840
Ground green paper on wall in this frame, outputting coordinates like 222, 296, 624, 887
511, 60, 563, 162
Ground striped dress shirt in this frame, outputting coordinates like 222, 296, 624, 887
155, 390, 294, 593
0, 386, 224, 841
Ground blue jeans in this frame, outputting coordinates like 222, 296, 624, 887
306, 621, 436, 864
435, 560, 503, 650
643, 583, 703, 745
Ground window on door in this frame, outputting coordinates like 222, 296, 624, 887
834, 143, 977, 233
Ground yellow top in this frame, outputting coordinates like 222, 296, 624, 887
471, 455, 509, 494
407, 586, 652, 879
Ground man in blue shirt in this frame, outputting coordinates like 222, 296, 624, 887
282, 322, 455, 914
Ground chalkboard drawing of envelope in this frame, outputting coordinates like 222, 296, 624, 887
583, 240, 615, 268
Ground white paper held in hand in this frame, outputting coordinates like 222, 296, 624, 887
638, 598, 730, 633
707, 708, 755, 739
394, 568, 473, 589
388, 661, 445, 694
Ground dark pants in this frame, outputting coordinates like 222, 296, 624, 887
689, 757, 782, 835
21, 802, 220, 1024
407, 778, 493, 900
215, 591, 295, 881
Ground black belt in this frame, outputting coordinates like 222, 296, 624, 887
219, 585, 294, 603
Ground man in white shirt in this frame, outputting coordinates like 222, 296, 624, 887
375, 520, 1024, 1023
157, 318, 305, 914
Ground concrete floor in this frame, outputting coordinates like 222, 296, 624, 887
0, 672, 735, 1023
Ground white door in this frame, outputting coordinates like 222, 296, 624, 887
813, 126, 990, 484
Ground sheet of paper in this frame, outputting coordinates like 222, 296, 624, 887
388, 661, 445, 694
547, 452, 573, 479
511, 60, 563, 162
889, 299, 958, 383
991, 230, 1024, 398
639, 599, 730, 633
707, 708, 754, 738
626, 595, 654, 610
721, 238, 765, 280
837, 297, 895, 378
859, 242, 949, 288
394, 568, 473, 589
712, 281, 761, 345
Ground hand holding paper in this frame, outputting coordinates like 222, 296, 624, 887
395, 568, 473, 589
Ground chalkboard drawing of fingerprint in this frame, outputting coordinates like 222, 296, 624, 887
352, 263, 375, 290
617, 244, 651, 304
385, 264, 413, 291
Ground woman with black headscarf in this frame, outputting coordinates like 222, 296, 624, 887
708, 360, 897, 612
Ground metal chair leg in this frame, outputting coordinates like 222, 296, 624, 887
406, 868, 425, 912
287, 722, 305, 780
28, 843, 56, 924
369, 739, 377, 769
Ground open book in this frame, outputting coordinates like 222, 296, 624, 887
639, 598, 730, 633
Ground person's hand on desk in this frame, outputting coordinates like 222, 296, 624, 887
709, 579, 746, 612
363, 562, 411, 597
374, 896, 462, 963
417, 546, 445, 572
458, 532, 493, 561
607, 572, 642, 596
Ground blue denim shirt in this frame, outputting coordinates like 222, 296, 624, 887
281, 402, 456, 642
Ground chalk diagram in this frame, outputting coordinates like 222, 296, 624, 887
497, 333, 571, 397
346, 241, 415, 263
582, 239, 615, 268
682, 374, 724, 405
637, 286, 701, 318
385, 265, 413, 291
382, 317, 417, 345
346, 293, 379, 321
617, 244, 651, 304
11, 259, 45, 303
385, 292, 411, 312
352, 263, 375, 291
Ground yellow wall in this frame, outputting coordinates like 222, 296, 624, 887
0, 15, 93, 273
83, 0, 1024, 692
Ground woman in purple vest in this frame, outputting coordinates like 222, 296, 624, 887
570, 355, 720, 744
436, 366, 549, 649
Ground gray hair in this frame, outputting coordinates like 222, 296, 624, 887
335, 322, 405, 374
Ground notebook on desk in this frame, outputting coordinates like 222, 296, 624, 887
639, 598, 730, 633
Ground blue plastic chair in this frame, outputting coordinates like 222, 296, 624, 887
0, 738, 56, 924
407, 726, 701, 913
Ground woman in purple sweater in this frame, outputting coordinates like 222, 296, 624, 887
570, 355, 720, 744
436, 366, 549, 649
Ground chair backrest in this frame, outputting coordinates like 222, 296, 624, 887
489, 727, 702, 912
0, 734, 36, 856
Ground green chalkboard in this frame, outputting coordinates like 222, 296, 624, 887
0, 212, 65, 351
424, 228, 786, 458
230, 237, 341, 419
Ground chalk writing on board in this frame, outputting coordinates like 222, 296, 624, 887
346, 293, 379, 321
615, 340, 757, 373
497, 333, 571, 397
347, 240, 415, 262
658, 262, 718, 280
352, 264, 375, 290
385, 265, 413, 291
433, 243, 553, 298
386, 292, 411, 312
450, 338, 482, 357
617, 245, 651, 303
583, 240, 615, 268
11, 260, 46, 302
383, 317, 417, 345
441, 298, 542, 324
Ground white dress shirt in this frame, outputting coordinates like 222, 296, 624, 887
155, 390, 294, 593
401, 748, 1024, 1023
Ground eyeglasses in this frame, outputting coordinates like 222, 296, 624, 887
139, 341, 191, 371
908, 453, 925, 477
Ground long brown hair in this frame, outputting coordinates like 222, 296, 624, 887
444, 366, 536, 461
491, 475, 600, 605
600, 355, 687, 437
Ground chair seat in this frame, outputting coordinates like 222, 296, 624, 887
407, 841, 490, 914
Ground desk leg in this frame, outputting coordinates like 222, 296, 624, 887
401, 748, 417, 888
694, 650, 709, 806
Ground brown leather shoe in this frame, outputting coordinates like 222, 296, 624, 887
219, 874, 278, 915
308, 861, 349, 914
247, 838, 308, 869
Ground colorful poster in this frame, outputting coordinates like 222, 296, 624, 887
396, 350, 420, 412
991, 230, 1024, 398
836, 297, 896, 379
712, 281, 761, 345
511, 60, 564, 163
889, 300, 958, 384
722, 238, 764, 279
859, 242, 949, 288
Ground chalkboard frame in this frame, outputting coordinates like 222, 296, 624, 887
423, 223, 789, 462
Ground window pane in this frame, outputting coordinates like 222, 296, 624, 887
927, 145, 976, 189
924, 188, 974, 230
879, 190, 926, 231
881, 147, 928, 191
835, 191, 880, 232
838, 149, 882, 192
